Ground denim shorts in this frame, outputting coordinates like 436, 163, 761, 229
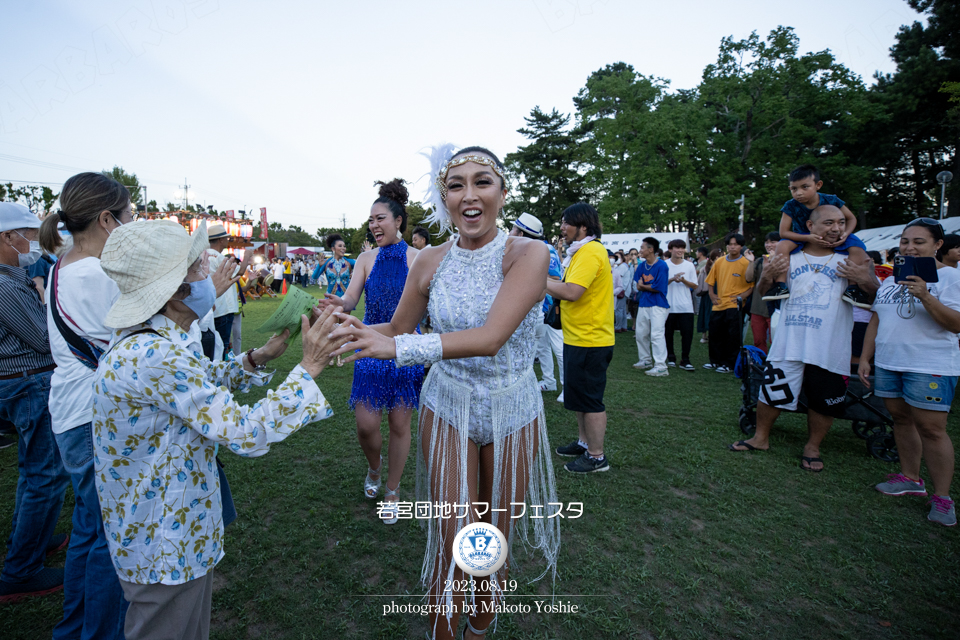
874, 366, 957, 412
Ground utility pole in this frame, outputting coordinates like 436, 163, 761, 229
938, 171, 953, 219
734, 195, 745, 235
341, 213, 347, 232
181, 178, 191, 210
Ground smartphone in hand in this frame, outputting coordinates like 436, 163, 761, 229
894, 255, 938, 284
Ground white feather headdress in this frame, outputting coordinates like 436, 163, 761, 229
419, 143, 458, 234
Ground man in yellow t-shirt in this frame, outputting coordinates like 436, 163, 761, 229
283, 258, 293, 288
704, 232, 754, 372
546, 203, 614, 474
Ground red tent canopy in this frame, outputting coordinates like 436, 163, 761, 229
287, 247, 315, 255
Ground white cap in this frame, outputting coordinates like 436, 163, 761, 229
0, 202, 42, 232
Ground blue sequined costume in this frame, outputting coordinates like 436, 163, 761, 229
349, 241, 424, 411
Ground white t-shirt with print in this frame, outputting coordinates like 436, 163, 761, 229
45, 257, 120, 434
767, 251, 852, 376
871, 267, 960, 375
666, 260, 697, 314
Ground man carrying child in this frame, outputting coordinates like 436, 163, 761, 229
763, 164, 872, 309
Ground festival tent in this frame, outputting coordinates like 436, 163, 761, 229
600, 231, 690, 253
287, 247, 316, 255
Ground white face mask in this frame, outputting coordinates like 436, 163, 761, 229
12, 231, 41, 267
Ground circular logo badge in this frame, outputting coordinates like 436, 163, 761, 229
452, 522, 507, 577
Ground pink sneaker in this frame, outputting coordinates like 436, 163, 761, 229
875, 473, 927, 496
927, 495, 956, 527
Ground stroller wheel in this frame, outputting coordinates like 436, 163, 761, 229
738, 409, 756, 436
866, 431, 899, 463
851, 420, 882, 440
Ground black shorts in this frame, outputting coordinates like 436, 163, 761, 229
760, 360, 848, 419
563, 344, 614, 413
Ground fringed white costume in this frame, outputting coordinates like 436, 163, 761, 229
413, 229, 560, 632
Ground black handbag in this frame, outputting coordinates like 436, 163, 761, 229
545, 299, 561, 330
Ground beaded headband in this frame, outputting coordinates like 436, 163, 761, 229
435, 155, 506, 201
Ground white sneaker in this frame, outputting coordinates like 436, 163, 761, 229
632, 361, 653, 369
715, 365, 732, 373
645, 366, 669, 377
699, 337, 708, 344
538, 380, 557, 391
556, 391, 564, 403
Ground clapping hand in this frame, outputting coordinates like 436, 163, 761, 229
212, 254, 243, 297
317, 292, 347, 312
299, 305, 343, 378
328, 313, 397, 363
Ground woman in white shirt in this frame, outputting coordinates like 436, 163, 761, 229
859, 218, 960, 527
37, 172, 132, 639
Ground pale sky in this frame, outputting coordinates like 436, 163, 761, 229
1, 0, 919, 233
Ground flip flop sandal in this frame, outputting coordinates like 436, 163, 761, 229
728, 440, 758, 452
800, 456, 824, 473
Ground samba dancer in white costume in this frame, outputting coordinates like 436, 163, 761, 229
331, 145, 559, 639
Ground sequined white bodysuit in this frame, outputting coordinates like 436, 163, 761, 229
420, 230, 542, 446
413, 231, 559, 634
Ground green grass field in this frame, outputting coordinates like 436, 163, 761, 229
2, 286, 958, 639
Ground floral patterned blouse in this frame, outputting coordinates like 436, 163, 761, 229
92, 314, 333, 585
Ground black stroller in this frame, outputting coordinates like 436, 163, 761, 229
735, 299, 898, 462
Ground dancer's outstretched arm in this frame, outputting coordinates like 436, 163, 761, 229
330, 237, 547, 363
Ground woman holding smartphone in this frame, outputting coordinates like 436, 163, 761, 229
859, 218, 960, 527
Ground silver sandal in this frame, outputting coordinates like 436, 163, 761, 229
364, 456, 382, 499
381, 484, 399, 525
464, 617, 491, 638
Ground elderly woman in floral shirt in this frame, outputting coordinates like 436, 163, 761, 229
92, 220, 341, 640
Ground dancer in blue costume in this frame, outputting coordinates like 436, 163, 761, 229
314, 233, 355, 296
320, 179, 424, 524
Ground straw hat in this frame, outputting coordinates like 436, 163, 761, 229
101, 220, 195, 328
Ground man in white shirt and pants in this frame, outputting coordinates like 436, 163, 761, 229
207, 224, 239, 359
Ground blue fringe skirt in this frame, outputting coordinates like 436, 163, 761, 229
349, 357, 425, 412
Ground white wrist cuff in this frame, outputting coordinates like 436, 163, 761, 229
395, 333, 442, 367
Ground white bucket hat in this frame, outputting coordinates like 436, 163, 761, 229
101, 220, 203, 328
513, 212, 543, 238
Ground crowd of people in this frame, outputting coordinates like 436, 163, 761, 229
0, 155, 957, 640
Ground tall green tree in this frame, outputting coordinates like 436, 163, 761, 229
572, 62, 672, 233
105, 166, 143, 205
856, 0, 959, 221
504, 107, 586, 239
1, 182, 59, 214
